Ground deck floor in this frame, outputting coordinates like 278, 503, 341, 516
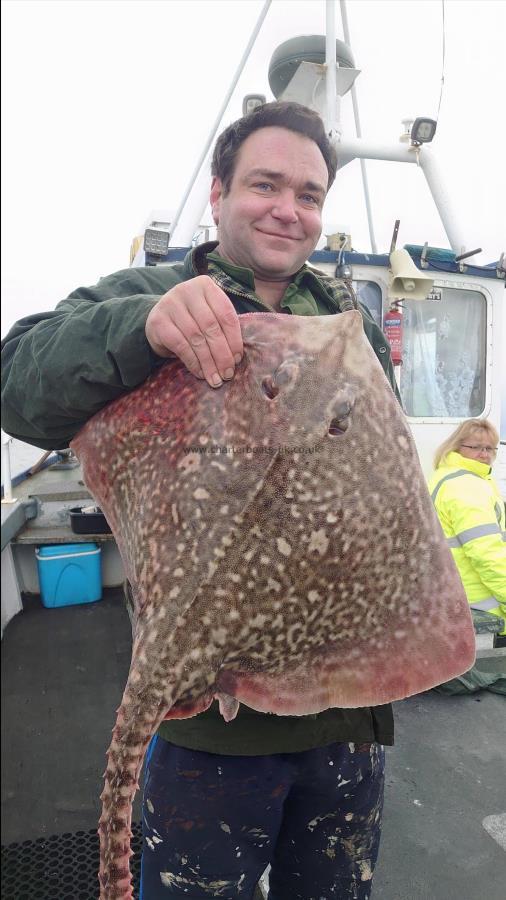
1, 591, 505, 899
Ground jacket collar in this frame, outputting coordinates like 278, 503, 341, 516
186, 241, 219, 276
444, 450, 491, 477
184, 241, 316, 288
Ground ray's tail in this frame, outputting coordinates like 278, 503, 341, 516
97, 673, 176, 899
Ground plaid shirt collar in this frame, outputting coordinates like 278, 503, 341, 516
190, 241, 356, 313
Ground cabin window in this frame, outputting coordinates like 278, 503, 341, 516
353, 280, 383, 328
398, 288, 487, 417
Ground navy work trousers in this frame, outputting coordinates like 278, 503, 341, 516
140, 737, 385, 900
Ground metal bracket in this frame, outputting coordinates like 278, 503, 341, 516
496, 252, 505, 279
390, 219, 400, 254
23, 498, 39, 520
0, 498, 39, 552
455, 246, 482, 274
420, 242, 430, 269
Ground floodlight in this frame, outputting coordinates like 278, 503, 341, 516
410, 118, 437, 145
242, 94, 266, 116
144, 226, 170, 256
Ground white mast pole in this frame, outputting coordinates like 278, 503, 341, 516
325, 1, 339, 137
339, 0, 377, 253
170, 0, 272, 247
418, 147, 469, 256
334, 137, 469, 254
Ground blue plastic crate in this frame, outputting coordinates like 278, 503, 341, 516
35, 543, 102, 608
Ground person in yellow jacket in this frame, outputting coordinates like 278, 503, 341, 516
428, 418, 506, 647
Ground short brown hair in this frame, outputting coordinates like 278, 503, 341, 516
433, 418, 499, 468
211, 101, 337, 194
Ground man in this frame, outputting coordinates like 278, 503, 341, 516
2, 102, 398, 899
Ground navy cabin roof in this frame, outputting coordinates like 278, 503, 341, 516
144, 248, 188, 264
142, 246, 503, 280
310, 246, 503, 280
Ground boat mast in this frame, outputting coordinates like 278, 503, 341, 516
337, 0, 377, 253
325, 1, 339, 139
332, 2, 470, 256
169, 0, 473, 257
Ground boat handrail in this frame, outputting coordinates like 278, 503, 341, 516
1, 431, 16, 505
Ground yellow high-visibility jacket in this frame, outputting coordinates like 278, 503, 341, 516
428, 451, 506, 635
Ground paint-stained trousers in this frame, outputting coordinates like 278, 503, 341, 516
140, 737, 385, 900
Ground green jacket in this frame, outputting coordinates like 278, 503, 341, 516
1, 242, 396, 752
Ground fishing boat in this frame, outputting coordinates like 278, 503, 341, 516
2, 1, 505, 898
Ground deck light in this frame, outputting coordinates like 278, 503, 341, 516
410, 117, 437, 145
242, 94, 266, 116
143, 225, 170, 256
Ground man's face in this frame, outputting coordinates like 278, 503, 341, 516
210, 126, 329, 281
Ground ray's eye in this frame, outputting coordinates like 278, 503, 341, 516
262, 377, 279, 400
329, 418, 349, 436
329, 400, 352, 436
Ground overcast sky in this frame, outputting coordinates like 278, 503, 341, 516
1, 0, 505, 339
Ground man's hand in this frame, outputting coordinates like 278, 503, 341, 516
145, 276, 243, 388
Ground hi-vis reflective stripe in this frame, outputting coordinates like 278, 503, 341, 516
470, 597, 499, 611
446, 523, 503, 549
430, 469, 483, 504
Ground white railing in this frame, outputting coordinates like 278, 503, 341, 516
1, 431, 16, 504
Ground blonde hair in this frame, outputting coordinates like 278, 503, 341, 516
433, 418, 499, 469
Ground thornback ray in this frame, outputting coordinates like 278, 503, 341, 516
71, 310, 475, 899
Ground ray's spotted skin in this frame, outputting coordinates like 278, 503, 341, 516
71, 311, 475, 898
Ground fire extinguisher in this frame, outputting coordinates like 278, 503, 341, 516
383, 303, 403, 366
